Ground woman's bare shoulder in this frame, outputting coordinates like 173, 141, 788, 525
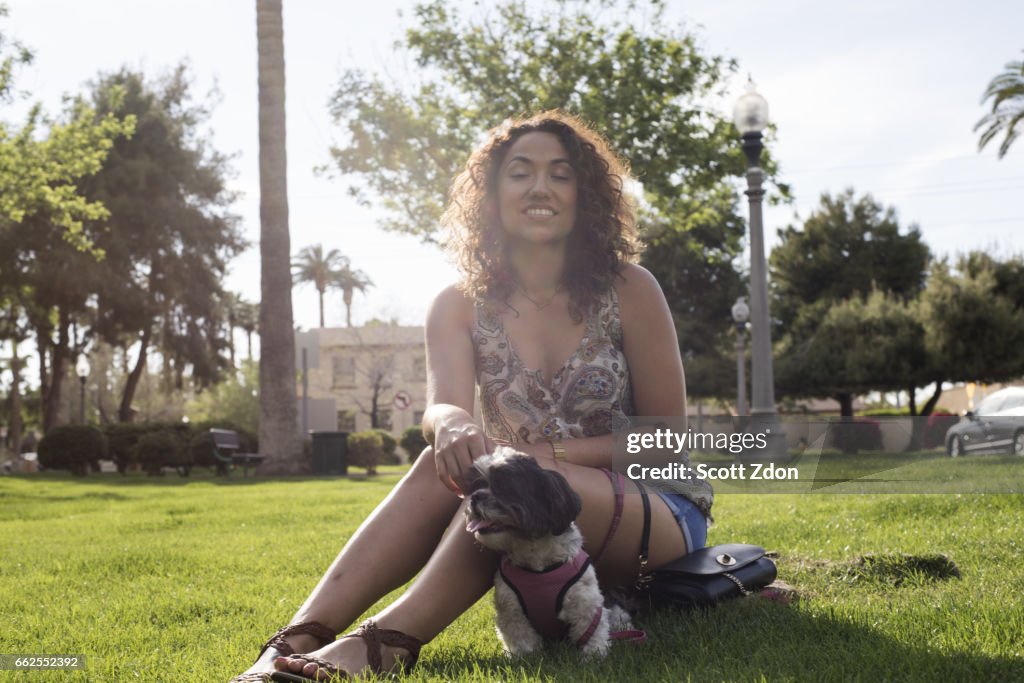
613, 263, 666, 311
427, 283, 476, 327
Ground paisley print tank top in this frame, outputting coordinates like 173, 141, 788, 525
471, 286, 714, 518
473, 287, 633, 445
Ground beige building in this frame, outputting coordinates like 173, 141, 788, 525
296, 324, 427, 436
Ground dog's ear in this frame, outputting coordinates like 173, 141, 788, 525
516, 462, 582, 536
461, 462, 488, 493
541, 469, 582, 535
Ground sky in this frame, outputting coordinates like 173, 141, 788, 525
5, 0, 1023, 340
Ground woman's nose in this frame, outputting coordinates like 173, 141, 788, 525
528, 176, 551, 197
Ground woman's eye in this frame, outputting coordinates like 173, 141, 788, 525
552, 175, 570, 181
509, 173, 529, 179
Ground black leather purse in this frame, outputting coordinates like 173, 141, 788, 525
634, 483, 777, 608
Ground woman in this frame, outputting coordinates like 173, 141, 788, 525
232, 111, 712, 682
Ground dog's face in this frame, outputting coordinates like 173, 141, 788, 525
463, 447, 582, 552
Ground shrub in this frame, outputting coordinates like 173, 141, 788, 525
347, 431, 384, 475
371, 429, 400, 465
38, 425, 108, 475
400, 427, 429, 463
136, 427, 192, 475
103, 423, 151, 473
827, 418, 883, 453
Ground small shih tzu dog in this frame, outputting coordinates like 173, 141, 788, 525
463, 447, 634, 658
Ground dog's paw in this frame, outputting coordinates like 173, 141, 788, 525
579, 635, 612, 660
606, 604, 634, 632
497, 625, 543, 657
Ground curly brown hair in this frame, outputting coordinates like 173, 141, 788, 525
442, 110, 642, 321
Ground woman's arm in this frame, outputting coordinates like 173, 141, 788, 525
617, 263, 688, 420
525, 264, 686, 470
422, 285, 493, 494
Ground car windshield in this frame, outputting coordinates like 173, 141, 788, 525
975, 393, 1007, 415
1000, 394, 1024, 411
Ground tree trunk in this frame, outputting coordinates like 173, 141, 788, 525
836, 393, 854, 417
344, 289, 353, 327
43, 307, 71, 431
119, 327, 153, 423
9, 343, 23, 455
246, 330, 254, 360
256, 0, 301, 473
906, 381, 943, 452
318, 288, 325, 328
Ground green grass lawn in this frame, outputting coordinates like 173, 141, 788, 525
1, 462, 1022, 682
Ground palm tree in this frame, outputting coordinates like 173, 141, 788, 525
292, 244, 347, 327
975, 51, 1024, 159
237, 299, 260, 361
332, 262, 374, 327
256, 0, 300, 473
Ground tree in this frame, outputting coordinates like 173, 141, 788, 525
920, 256, 1024, 387
185, 359, 260, 436
775, 293, 928, 418
236, 298, 260, 361
0, 11, 133, 430
332, 261, 373, 328
770, 190, 932, 416
325, 0, 784, 397
256, 0, 300, 473
292, 244, 347, 328
771, 189, 931, 329
80, 67, 244, 421
975, 50, 1024, 159
0, 300, 29, 453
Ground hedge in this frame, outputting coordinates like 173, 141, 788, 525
347, 431, 384, 474
38, 425, 108, 476
400, 427, 429, 463
370, 428, 401, 465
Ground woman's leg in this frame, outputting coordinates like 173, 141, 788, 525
237, 448, 460, 674
275, 459, 687, 679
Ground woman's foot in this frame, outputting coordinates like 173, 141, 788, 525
273, 620, 423, 681
230, 625, 335, 682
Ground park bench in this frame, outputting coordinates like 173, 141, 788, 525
210, 428, 263, 478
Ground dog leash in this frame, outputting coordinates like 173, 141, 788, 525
575, 608, 648, 647
592, 468, 625, 562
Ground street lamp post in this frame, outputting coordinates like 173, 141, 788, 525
731, 297, 750, 417
76, 356, 90, 425
733, 79, 777, 424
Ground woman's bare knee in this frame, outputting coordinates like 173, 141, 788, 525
409, 446, 436, 479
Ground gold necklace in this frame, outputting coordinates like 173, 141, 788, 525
517, 283, 563, 310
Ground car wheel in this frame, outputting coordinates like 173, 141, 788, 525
1013, 431, 1024, 457
948, 436, 963, 457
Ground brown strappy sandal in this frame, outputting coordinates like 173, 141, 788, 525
269, 619, 424, 682
229, 620, 337, 682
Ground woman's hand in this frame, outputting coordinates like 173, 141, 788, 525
432, 411, 495, 496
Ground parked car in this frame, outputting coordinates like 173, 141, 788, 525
946, 387, 1024, 456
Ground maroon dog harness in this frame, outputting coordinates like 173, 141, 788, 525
497, 469, 645, 648
499, 549, 603, 646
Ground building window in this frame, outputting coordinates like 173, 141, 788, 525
376, 407, 393, 431
337, 410, 356, 432
412, 354, 426, 380
332, 355, 355, 388
413, 410, 424, 426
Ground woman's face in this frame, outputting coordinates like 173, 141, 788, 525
494, 131, 578, 247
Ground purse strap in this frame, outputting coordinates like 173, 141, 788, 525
635, 481, 652, 591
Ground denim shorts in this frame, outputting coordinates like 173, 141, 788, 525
656, 492, 707, 553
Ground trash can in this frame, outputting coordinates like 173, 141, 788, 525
311, 431, 348, 476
